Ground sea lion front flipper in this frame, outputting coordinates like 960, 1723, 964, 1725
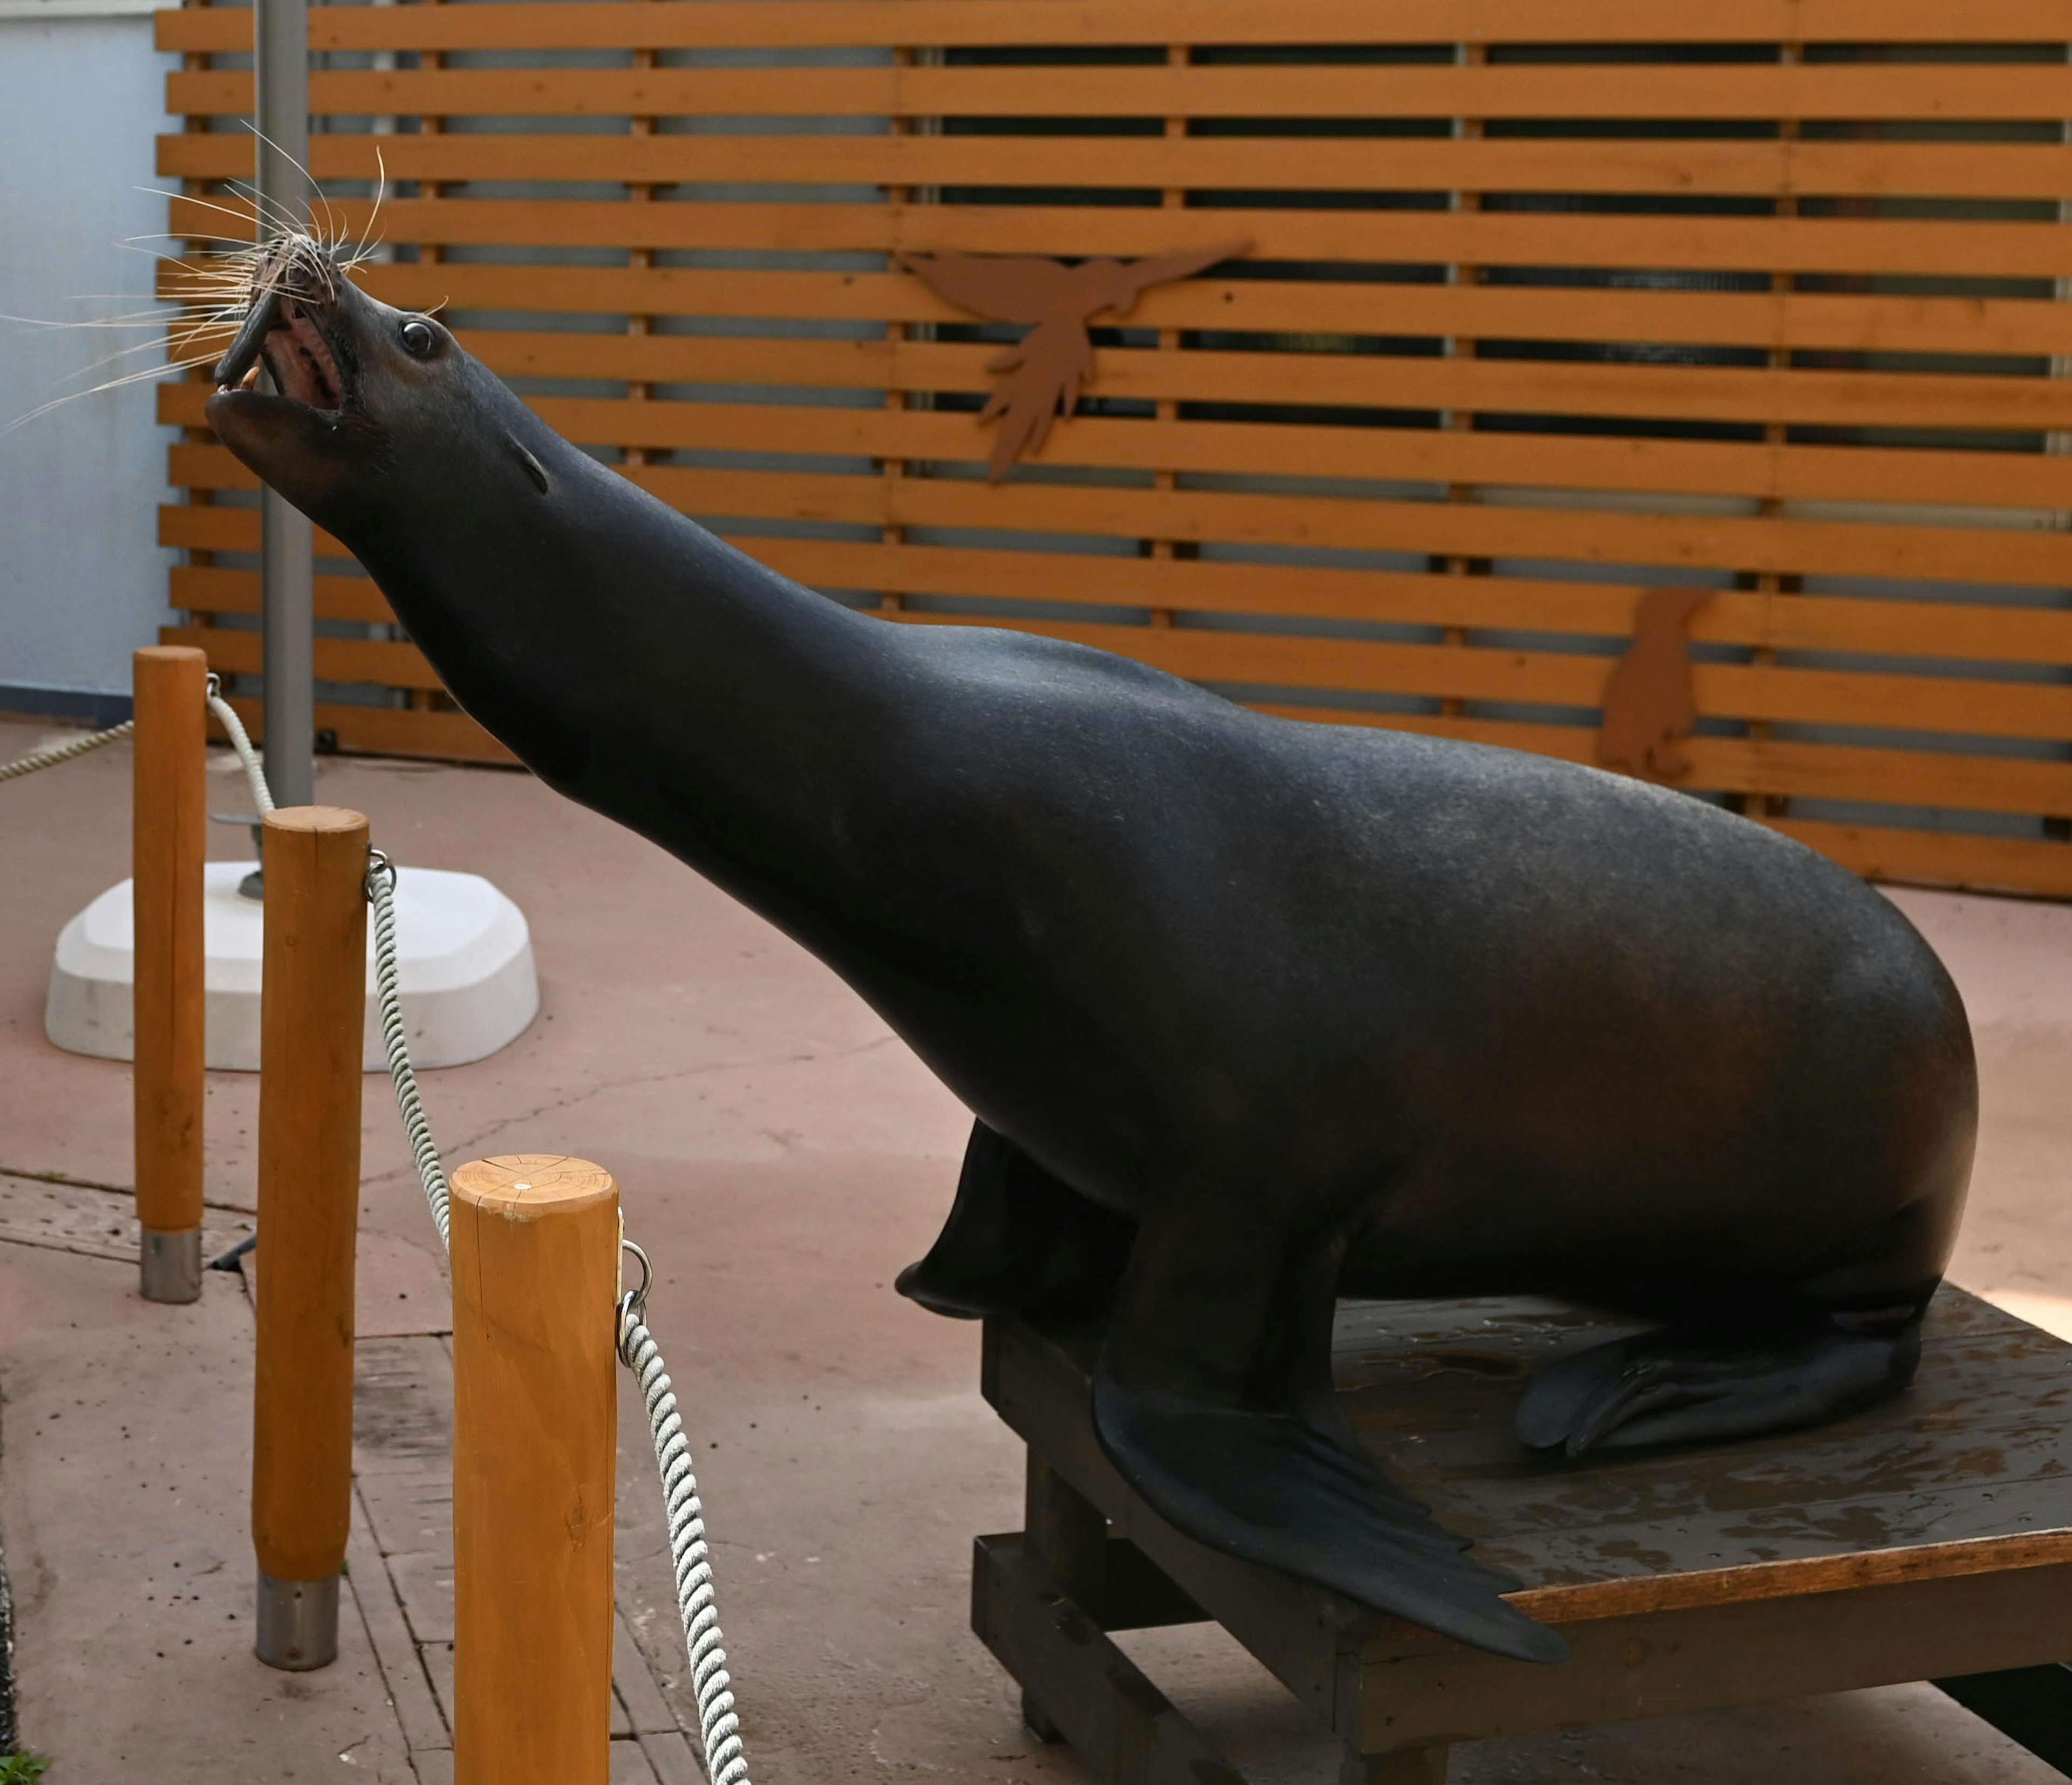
1090, 1215, 1569, 1665
895, 1122, 1134, 1321
1515, 1313, 1924, 1459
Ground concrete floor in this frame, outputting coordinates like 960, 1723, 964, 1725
3, 712, 2071, 1783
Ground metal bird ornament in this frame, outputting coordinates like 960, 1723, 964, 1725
898, 242, 1252, 481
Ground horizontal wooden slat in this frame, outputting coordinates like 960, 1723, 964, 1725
154, 251, 2072, 364
885, 610, 2072, 742
157, 504, 2072, 742
172, 564, 397, 625
149, 382, 2072, 586
163, 130, 2072, 208
168, 63, 2072, 123
153, 0, 2072, 55
163, 512, 2070, 667
168, 562, 2072, 814
161, 501, 349, 561
163, 349, 2072, 511
157, 442, 2072, 602
1272, 710, 2072, 819
174, 187, 2072, 275
1769, 816, 2072, 899
179, 648, 2072, 890
161, 623, 445, 691
206, 686, 515, 765
163, 461, 2072, 667
473, 331, 2072, 434
156, 141, 2072, 281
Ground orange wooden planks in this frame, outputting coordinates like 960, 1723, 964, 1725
153, 0, 2072, 54
156, 2, 2072, 897
168, 63, 2072, 123
156, 250, 2072, 359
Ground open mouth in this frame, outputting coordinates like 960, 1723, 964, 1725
212, 288, 351, 417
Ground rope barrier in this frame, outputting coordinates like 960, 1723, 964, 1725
619, 1249, 751, 1785
365, 852, 452, 1249
92, 661, 752, 1764
363, 855, 751, 1783
204, 676, 276, 819
19, 662, 747, 1756
0, 718, 135, 784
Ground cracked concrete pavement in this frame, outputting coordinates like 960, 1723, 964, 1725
4, 714, 2072, 1782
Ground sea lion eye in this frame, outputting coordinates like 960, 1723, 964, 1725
399, 318, 439, 359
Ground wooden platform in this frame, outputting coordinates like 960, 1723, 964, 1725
974, 1286, 2072, 1782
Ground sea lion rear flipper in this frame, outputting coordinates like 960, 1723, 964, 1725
895, 1122, 1134, 1320
1090, 1214, 1569, 1665
1516, 1312, 1924, 1458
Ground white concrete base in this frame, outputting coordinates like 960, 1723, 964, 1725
45, 861, 539, 1072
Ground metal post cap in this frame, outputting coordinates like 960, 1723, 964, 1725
140, 1228, 202, 1305
256, 1572, 340, 1672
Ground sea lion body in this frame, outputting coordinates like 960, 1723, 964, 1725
206, 249, 1976, 1666
810, 637, 1966, 1313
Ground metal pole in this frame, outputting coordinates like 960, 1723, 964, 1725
255, 0, 316, 810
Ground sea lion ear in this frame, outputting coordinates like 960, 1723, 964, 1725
509, 438, 550, 495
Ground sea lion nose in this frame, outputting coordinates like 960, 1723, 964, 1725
212, 285, 284, 388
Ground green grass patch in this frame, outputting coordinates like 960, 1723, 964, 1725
0, 1754, 51, 1783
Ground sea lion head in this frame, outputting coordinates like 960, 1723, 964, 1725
205, 234, 553, 540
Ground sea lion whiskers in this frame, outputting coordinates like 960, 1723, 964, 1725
2, 171, 381, 432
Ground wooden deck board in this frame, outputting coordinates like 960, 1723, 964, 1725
1012, 1284, 2072, 1623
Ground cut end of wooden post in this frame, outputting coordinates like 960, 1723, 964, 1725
262, 804, 370, 838
135, 643, 209, 668
452, 1155, 618, 1223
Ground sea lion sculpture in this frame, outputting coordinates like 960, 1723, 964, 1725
207, 241, 1978, 1667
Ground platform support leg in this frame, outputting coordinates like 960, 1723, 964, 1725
1342, 1745, 1450, 1785
1021, 1449, 1107, 1742
1935, 1663, 2072, 1777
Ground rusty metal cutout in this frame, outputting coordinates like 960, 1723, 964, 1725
899, 243, 1253, 482
1597, 588, 1716, 783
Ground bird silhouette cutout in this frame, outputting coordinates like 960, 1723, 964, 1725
898, 242, 1252, 481
1597, 588, 1717, 782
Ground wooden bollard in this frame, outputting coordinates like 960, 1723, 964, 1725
132, 645, 208, 1303
451, 1155, 621, 1785
251, 806, 369, 1671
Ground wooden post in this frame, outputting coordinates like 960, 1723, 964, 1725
451, 1155, 620, 1785
251, 805, 369, 1670
132, 645, 209, 1304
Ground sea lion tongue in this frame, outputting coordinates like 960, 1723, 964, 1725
211, 284, 283, 390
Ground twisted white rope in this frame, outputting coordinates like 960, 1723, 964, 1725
365, 855, 451, 1248
620, 1280, 751, 1785
0, 718, 134, 783
205, 678, 276, 818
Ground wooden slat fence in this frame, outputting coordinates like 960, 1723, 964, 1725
156, 0, 2072, 896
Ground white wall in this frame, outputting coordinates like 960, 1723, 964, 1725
0, 4, 178, 706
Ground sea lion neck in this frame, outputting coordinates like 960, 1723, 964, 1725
338, 417, 896, 906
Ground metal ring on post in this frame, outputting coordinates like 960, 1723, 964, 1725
617, 1238, 653, 1364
